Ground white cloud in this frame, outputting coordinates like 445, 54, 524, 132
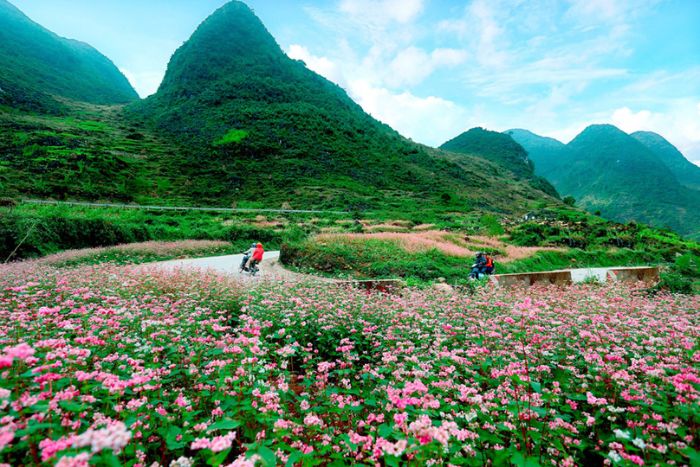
431, 48, 469, 67
347, 80, 470, 146
285, 41, 471, 146
611, 105, 700, 166
339, 0, 424, 24
286, 45, 345, 85
120, 68, 164, 98
611, 107, 655, 133
469, 0, 509, 67
384, 47, 467, 88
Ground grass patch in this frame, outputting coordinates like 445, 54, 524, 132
213, 128, 248, 146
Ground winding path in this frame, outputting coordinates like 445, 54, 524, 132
145, 251, 307, 282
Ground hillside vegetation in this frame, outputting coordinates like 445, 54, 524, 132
508, 125, 700, 240
0, 0, 137, 113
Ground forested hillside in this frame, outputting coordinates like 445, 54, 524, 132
0, 0, 137, 113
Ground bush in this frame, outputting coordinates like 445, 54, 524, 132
656, 272, 693, 294
674, 253, 699, 278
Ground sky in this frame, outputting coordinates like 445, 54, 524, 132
11, 0, 700, 165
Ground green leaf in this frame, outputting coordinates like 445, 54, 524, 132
256, 445, 277, 466
285, 450, 303, 467
16, 422, 52, 436
98, 450, 122, 467
59, 400, 88, 412
166, 425, 185, 450
683, 447, 700, 464
530, 381, 542, 393
207, 448, 231, 467
378, 423, 393, 439
510, 451, 539, 467
207, 419, 241, 432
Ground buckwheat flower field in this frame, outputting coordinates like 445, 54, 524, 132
0, 262, 698, 466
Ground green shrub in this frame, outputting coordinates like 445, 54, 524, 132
656, 272, 693, 294
674, 253, 699, 278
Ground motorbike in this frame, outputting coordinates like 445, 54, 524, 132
239, 254, 259, 276
469, 263, 494, 280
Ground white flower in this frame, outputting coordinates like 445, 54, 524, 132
614, 429, 631, 440
608, 451, 622, 463
632, 438, 646, 450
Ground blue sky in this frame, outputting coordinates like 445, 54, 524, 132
11, 0, 700, 165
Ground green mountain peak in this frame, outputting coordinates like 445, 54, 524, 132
157, 1, 280, 97
439, 127, 559, 198
631, 130, 700, 190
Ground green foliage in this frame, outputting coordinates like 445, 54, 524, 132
674, 253, 700, 278
650, 253, 700, 295
632, 131, 700, 190
563, 195, 576, 206
124, 2, 555, 213
440, 127, 534, 179
479, 214, 504, 235
0, 211, 149, 260
656, 272, 694, 294
213, 129, 248, 146
281, 239, 471, 282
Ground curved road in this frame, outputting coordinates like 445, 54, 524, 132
145, 251, 304, 281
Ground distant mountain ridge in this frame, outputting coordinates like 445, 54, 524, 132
507, 125, 700, 239
631, 131, 700, 190
439, 127, 559, 198
0, 0, 137, 112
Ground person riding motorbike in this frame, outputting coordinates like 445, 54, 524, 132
469, 252, 495, 279
469, 252, 487, 279
245, 243, 264, 271
240, 243, 256, 271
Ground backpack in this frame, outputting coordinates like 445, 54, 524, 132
485, 255, 494, 268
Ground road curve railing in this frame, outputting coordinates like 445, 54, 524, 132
20, 199, 349, 215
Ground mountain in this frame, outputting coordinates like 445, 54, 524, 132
129, 1, 557, 210
0, 0, 138, 112
511, 124, 700, 238
439, 127, 559, 198
504, 129, 570, 181
631, 131, 700, 191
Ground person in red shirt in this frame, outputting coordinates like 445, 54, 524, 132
246, 242, 264, 270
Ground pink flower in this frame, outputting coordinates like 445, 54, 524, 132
190, 438, 211, 450
55, 453, 90, 467
394, 412, 408, 426
304, 414, 323, 427
4, 342, 35, 360
0, 430, 14, 451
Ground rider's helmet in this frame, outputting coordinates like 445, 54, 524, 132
251, 243, 256, 248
